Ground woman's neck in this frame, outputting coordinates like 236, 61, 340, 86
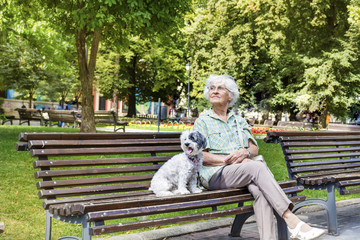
212, 106, 228, 122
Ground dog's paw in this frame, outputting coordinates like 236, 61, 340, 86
191, 188, 202, 194
174, 189, 191, 195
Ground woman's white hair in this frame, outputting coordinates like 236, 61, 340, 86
203, 74, 239, 107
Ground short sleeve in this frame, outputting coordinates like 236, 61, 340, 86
238, 116, 258, 147
193, 118, 210, 150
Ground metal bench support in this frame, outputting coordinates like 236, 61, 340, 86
46, 210, 91, 240
292, 184, 338, 235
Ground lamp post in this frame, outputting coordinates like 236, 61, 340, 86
186, 62, 190, 118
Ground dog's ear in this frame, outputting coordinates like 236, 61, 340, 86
195, 131, 207, 149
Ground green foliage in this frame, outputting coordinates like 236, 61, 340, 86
186, 0, 360, 125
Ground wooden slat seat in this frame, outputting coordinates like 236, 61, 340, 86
18, 132, 306, 240
265, 130, 360, 235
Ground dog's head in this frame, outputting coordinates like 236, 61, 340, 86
180, 130, 207, 156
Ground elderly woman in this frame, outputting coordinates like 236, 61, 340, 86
193, 75, 325, 240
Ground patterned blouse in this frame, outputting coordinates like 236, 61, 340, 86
193, 109, 258, 183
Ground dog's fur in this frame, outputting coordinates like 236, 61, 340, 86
149, 130, 207, 197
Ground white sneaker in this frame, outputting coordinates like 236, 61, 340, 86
288, 221, 326, 240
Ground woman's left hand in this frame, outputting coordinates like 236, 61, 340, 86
224, 149, 252, 165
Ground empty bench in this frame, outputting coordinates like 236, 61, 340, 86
17, 132, 306, 240
76, 111, 128, 132
43, 110, 77, 127
264, 130, 360, 235
16, 108, 46, 126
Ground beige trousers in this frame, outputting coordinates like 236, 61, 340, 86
205, 161, 293, 240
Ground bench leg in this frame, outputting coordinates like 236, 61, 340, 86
45, 210, 52, 240
292, 184, 338, 235
229, 212, 253, 237
81, 219, 92, 240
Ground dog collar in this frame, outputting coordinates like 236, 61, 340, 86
187, 155, 198, 164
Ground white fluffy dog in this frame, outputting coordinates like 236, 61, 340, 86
149, 130, 207, 197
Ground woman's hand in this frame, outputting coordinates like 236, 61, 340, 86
224, 149, 252, 165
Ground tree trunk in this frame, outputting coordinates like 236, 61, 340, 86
112, 56, 120, 117
112, 90, 118, 116
76, 26, 102, 132
126, 55, 137, 118
319, 103, 328, 129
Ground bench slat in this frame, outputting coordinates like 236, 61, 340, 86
31, 146, 182, 157
39, 182, 151, 199
19, 132, 181, 141
33, 156, 170, 168
286, 151, 360, 160
289, 158, 360, 167
35, 165, 160, 178
292, 163, 360, 173
295, 169, 360, 179
43, 191, 153, 210
28, 139, 180, 149
338, 179, 360, 187
340, 188, 360, 195
36, 174, 154, 189
282, 140, 360, 147
281, 135, 360, 141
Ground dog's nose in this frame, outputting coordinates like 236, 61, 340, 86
185, 143, 190, 147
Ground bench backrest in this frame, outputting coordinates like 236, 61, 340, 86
273, 131, 360, 184
45, 110, 76, 123
94, 110, 115, 124
16, 108, 40, 119
277, 121, 313, 128
20, 132, 182, 208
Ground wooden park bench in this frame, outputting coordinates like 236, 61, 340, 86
76, 110, 128, 132
264, 130, 360, 235
43, 109, 77, 127
16, 108, 46, 126
276, 121, 313, 130
1, 115, 15, 125
17, 132, 306, 240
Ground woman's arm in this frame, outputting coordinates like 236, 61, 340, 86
202, 151, 227, 166
203, 139, 259, 166
223, 140, 259, 165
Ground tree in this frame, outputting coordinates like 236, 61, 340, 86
35, 0, 192, 132
0, 1, 78, 107
186, 0, 360, 127
96, 33, 187, 117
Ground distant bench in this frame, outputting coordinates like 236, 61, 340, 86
75, 110, 128, 132
264, 130, 360, 235
17, 132, 306, 240
16, 108, 46, 126
43, 110, 77, 127
327, 123, 360, 131
276, 121, 313, 130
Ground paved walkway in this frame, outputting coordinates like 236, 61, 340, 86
95, 198, 360, 240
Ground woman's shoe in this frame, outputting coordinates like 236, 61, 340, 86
288, 221, 326, 240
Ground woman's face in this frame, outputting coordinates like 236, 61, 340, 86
208, 81, 232, 108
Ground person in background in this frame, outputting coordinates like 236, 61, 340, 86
193, 74, 325, 240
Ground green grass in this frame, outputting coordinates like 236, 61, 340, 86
0, 125, 359, 239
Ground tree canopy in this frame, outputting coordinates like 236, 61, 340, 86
186, 0, 360, 127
